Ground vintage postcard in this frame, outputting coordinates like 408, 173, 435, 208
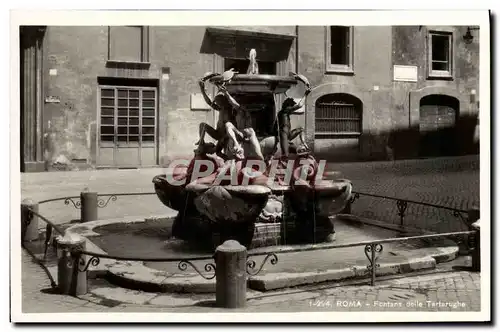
10, 8, 491, 323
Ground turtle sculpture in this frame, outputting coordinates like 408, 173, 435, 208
208, 68, 238, 88
153, 50, 353, 251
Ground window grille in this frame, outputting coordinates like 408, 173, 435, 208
99, 86, 157, 145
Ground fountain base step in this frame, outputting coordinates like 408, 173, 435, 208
97, 243, 457, 294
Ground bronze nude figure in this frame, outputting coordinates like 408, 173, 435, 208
153, 49, 353, 250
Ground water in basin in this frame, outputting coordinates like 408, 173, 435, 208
88, 217, 428, 274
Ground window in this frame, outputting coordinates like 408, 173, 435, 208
108, 26, 149, 63
99, 86, 157, 144
428, 31, 453, 78
315, 94, 362, 136
325, 26, 354, 74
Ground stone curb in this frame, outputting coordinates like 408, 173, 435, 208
247, 255, 437, 291
64, 213, 177, 273
64, 213, 177, 240
105, 245, 459, 295
336, 214, 436, 236
247, 243, 459, 292
106, 260, 216, 293
335, 214, 460, 253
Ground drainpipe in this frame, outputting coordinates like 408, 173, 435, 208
295, 25, 299, 73
295, 25, 311, 150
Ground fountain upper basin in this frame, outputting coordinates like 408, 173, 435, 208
212, 74, 299, 94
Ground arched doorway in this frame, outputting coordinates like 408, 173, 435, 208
314, 93, 363, 160
419, 94, 459, 157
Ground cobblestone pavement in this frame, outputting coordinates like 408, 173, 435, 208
19, 249, 483, 316
243, 271, 482, 313
330, 155, 480, 233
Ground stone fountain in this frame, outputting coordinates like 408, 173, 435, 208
153, 50, 352, 250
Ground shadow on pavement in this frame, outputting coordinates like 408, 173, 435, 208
194, 300, 218, 308
40, 287, 60, 295
451, 265, 476, 272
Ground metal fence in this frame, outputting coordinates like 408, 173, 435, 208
20, 190, 481, 309
345, 191, 474, 233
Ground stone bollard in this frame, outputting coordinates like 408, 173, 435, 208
467, 206, 480, 255
467, 206, 480, 225
80, 189, 98, 222
21, 198, 39, 242
471, 219, 480, 272
215, 240, 247, 308
56, 234, 88, 296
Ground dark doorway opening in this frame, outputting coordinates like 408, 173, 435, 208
419, 94, 459, 157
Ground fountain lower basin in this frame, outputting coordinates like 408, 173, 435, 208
64, 214, 460, 294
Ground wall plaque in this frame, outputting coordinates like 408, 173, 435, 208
190, 93, 211, 111
393, 65, 418, 82
44, 96, 60, 103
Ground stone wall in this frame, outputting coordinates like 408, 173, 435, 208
389, 26, 480, 159
298, 26, 393, 161
40, 25, 297, 169
34, 25, 480, 170
297, 25, 479, 161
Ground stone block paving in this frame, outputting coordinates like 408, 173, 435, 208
328, 156, 480, 233
20, 250, 91, 313
214, 271, 482, 313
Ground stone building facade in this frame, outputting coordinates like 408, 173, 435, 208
20, 25, 480, 172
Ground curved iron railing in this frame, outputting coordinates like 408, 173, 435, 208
58, 192, 156, 210
39, 196, 80, 205
350, 191, 469, 214
40, 190, 473, 232
53, 226, 476, 286
244, 230, 476, 285
28, 208, 65, 235
21, 206, 67, 288
245, 230, 475, 257
347, 191, 472, 231
22, 191, 478, 288
22, 208, 66, 261
246, 253, 279, 276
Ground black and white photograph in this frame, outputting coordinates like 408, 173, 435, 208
9, 8, 491, 323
